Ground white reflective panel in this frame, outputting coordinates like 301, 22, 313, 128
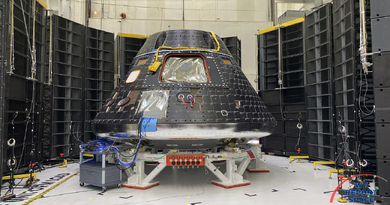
136, 90, 170, 118
126, 70, 141, 84
161, 56, 208, 83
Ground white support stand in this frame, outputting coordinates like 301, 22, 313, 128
246, 145, 269, 172
121, 145, 265, 189
122, 153, 166, 189
247, 158, 268, 172
205, 156, 251, 188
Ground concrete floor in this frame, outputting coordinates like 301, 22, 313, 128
0, 155, 377, 205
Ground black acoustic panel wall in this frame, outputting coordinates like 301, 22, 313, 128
1, 0, 47, 176
84, 27, 114, 142
375, 123, 390, 159
10, 0, 47, 82
0, 0, 5, 193
261, 134, 285, 155
333, 0, 376, 174
261, 90, 281, 104
372, 0, 390, 200
221, 36, 241, 67
282, 22, 305, 88
371, 16, 390, 53
4, 77, 44, 170
377, 159, 390, 196
357, 0, 376, 175
258, 30, 279, 91
305, 4, 335, 161
258, 20, 307, 156
281, 22, 307, 155
374, 88, 390, 123
333, 0, 356, 141
381, 197, 390, 205
370, 0, 390, 19
42, 15, 116, 159
373, 53, 390, 88
43, 14, 85, 158
116, 35, 147, 82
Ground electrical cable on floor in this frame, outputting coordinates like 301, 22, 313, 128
119, 195, 133, 199
37, 190, 95, 199
1, 178, 25, 197
10, 190, 96, 203
22, 171, 80, 205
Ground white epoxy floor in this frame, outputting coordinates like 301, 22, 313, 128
1, 155, 370, 205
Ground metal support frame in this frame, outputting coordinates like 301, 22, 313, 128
247, 146, 268, 172
122, 146, 265, 189
247, 157, 268, 172
207, 156, 251, 188
122, 153, 166, 189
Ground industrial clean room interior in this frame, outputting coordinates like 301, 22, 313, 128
1, 0, 389, 204
4, 156, 345, 205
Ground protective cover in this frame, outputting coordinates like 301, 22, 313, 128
136, 90, 170, 118
161, 56, 208, 83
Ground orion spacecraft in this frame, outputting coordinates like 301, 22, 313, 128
92, 29, 276, 149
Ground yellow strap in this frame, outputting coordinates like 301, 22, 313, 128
209, 31, 220, 52
148, 31, 221, 72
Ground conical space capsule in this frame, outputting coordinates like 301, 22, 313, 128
92, 30, 276, 149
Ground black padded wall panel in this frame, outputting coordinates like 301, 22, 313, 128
1, 0, 46, 175
370, 0, 390, 19
377, 159, 390, 197
371, 16, 390, 53
221, 36, 241, 67
305, 4, 335, 161
115, 35, 147, 82
373, 53, 390, 88
258, 30, 279, 91
375, 123, 390, 159
258, 21, 307, 156
42, 15, 84, 158
0, 0, 5, 193
371, 0, 390, 199
42, 15, 115, 158
333, 0, 376, 174
84, 27, 114, 142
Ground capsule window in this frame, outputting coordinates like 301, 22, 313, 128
136, 57, 148, 66
126, 70, 141, 84
160, 55, 210, 83
221, 57, 232, 65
